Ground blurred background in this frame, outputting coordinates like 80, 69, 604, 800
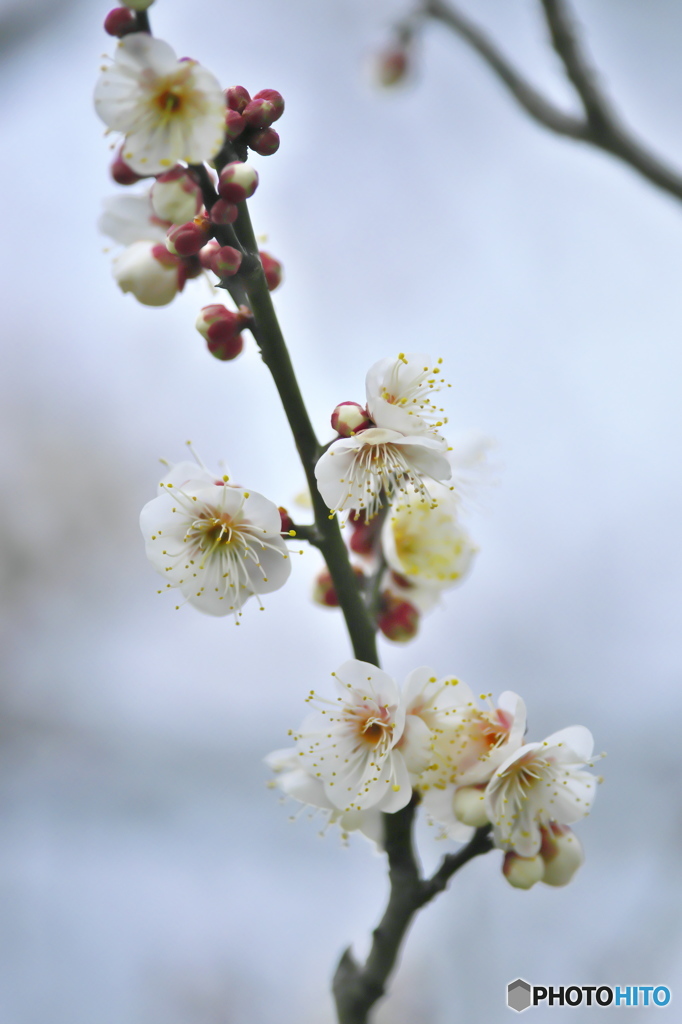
1, 0, 681, 1020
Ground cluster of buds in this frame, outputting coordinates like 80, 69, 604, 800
224, 85, 284, 155
195, 304, 253, 361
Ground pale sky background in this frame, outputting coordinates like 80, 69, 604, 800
1, 0, 681, 1021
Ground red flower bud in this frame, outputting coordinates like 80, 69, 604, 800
110, 145, 143, 185
246, 127, 280, 156
331, 402, 372, 437
242, 90, 285, 129
258, 250, 283, 291
166, 215, 212, 257
375, 46, 410, 87
196, 305, 250, 362
104, 7, 138, 37
218, 162, 259, 203
210, 245, 243, 278
199, 240, 220, 270
209, 199, 239, 226
225, 85, 251, 113
224, 108, 246, 140
348, 510, 383, 556
377, 593, 419, 642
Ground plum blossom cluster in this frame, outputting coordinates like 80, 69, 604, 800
95, 16, 283, 360
313, 353, 490, 640
268, 659, 601, 889
140, 456, 292, 617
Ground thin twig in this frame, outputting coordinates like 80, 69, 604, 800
423, 0, 586, 139
422, 0, 682, 204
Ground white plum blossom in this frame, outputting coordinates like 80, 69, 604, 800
366, 353, 450, 439
112, 240, 185, 306
381, 485, 477, 590
315, 429, 451, 520
417, 686, 526, 841
315, 353, 457, 519
140, 458, 291, 617
293, 660, 412, 814
485, 726, 599, 857
99, 190, 169, 246
94, 34, 226, 174
265, 748, 383, 846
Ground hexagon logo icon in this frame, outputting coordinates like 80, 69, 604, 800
507, 978, 532, 1012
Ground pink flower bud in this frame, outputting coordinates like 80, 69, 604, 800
242, 90, 285, 129
225, 86, 251, 113
375, 46, 410, 87
246, 127, 280, 156
313, 569, 340, 607
166, 215, 212, 257
218, 162, 259, 203
377, 593, 419, 642
224, 108, 246, 140
259, 250, 283, 291
151, 167, 202, 224
331, 401, 372, 437
110, 145, 143, 185
209, 199, 238, 226
196, 304, 248, 361
278, 508, 295, 535
104, 7, 138, 36
502, 852, 545, 890
253, 89, 285, 120
210, 245, 243, 278
198, 240, 220, 270
348, 511, 382, 556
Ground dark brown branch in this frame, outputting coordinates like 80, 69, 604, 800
423, 0, 586, 139
422, 0, 682, 204
333, 811, 493, 1024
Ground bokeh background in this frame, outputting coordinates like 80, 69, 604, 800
1, 0, 681, 1020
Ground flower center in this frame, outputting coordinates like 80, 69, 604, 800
155, 87, 184, 114
190, 509, 241, 553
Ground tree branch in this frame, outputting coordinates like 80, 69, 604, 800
423, 0, 586, 139
421, 0, 682, 204
333, 810, 493, 1024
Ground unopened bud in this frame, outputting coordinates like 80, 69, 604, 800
123, 0, 155, 9
218, 162, 259, 203
452, 786, 490, 828
209, 199, 238, 226
259, 250, 283, 291
242, 89, 284, 129
224, 108, 246, 139
331, 401, 372, 437
196, 304, 250, 361
151, 167, 202, 224
246, 127, 280, 156
313, 566, 364, 607
110, 145, 143, 185
278, 508, 295, 534
225, 85, 251, 113
375, 46, 410, 87
210, 245, 243, 278
104, 7, 138, 36
349, 511, 382, 556
540, 825, 584, 887
502, 852, 545, 890
166, 215, 212, 257
377, 593, 419, 642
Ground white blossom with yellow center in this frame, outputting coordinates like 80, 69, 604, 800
381, 485, 477, 588
94, 34, 226, 174
292, 660, 411, 814
484, 726, 599, 857
140, 459, 291, 617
